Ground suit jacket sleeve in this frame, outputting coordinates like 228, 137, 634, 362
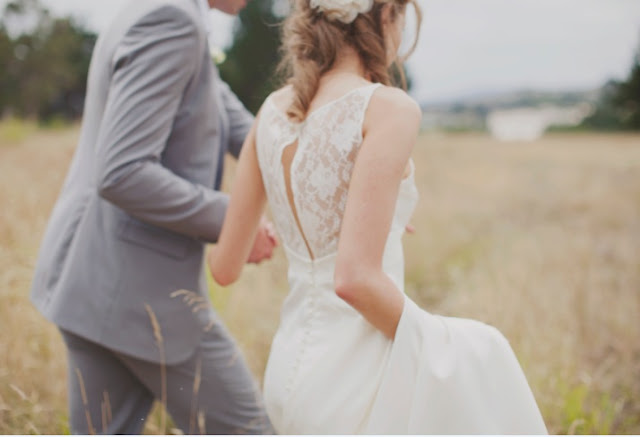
219, 79, 254, 159
95, 6, 228, 243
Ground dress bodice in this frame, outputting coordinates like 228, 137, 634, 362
256, 83, 419, 283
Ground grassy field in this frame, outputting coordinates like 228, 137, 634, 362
1, 121, 639, 434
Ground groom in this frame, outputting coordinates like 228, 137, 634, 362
30, 0, 275, 434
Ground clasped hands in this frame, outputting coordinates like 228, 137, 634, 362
247, 217, 278, 264
211, 218, 411, 269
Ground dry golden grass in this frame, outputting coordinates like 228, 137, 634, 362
1, 123, 639, 434
0, 125, 76, 433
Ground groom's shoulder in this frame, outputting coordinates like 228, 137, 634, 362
151, 0, 201, 17
129, 0, 199, 14
135, 0, 202, 26
106, 0, 202, 36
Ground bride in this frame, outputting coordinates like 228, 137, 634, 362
208, 0, 548, 433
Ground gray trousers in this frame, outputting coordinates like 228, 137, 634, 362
60, 319, 273, 434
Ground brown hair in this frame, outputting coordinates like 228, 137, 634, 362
277, 0, 423, 122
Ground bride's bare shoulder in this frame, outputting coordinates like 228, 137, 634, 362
368, 85, 422, 123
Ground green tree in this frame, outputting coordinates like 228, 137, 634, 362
0, 25, 15, 116
611, 41, 640, 129
0, 0, 96, 121
218, 0, 283, 114
35, 17, 96, 120
581, 81, 624, 131
583, 36, 640, 131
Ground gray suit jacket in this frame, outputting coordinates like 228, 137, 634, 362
30, 0, 253, 364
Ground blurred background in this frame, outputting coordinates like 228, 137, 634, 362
0, 0, 639, 434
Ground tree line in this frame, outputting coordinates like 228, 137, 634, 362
0, 0, 638, 130
581, 40, 640, 131
0, 0, 96, 122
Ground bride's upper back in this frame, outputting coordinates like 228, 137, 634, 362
256, 81, 381, 261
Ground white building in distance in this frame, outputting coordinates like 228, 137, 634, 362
486, 104, 594, 141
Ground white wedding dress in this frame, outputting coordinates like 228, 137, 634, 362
256, 83, 548, 434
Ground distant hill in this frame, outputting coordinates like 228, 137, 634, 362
420, 88, 600, 112
419, 88, 601, 135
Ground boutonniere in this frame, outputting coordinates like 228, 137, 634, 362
210, 46, 227, 65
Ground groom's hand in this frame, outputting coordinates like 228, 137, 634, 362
247, 217, 278, 264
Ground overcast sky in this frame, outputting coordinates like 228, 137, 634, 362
2, 0, 639, 103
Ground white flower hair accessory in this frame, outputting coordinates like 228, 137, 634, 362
310, 0, 374, 24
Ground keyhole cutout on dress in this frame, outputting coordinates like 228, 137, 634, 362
282, 140, 315, 260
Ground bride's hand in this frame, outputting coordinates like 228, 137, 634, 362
247, 217, 278, 264
405, 224, 415, 234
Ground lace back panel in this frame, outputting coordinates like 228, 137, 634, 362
256, 84, 381, 260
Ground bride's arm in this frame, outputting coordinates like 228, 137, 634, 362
335, 87, 422, 340
208, 115, 271, 286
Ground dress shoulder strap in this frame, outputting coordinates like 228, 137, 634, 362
355, 83, 383, 129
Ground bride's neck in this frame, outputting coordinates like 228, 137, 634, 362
321, 46, 368, 83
